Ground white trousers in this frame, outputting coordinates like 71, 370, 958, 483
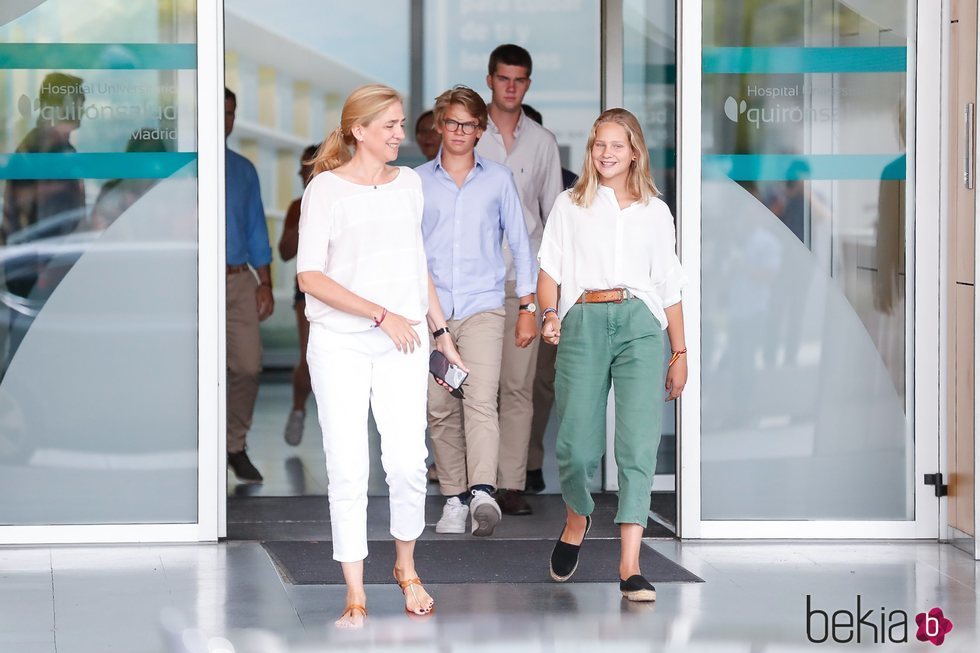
307, 323, 429, 562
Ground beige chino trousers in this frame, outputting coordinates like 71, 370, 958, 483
226, 270, 263, 454
496, 280, 541, 491
428, 308, 505, 496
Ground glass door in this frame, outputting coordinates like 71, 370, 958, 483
676, 0, 941, 538
0, 0, 222, 543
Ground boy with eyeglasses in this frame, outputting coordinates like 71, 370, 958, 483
416, 86, 537, 536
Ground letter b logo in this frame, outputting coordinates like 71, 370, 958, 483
916, 607, 953, 646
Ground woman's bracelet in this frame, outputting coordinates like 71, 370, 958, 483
668, 348, 687, 367
372, 307, 388, 328
542, 307, 559, 319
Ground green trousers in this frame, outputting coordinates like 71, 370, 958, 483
554, 299, 664, 525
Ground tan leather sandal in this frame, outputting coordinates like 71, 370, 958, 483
335, 603, 367, 627
394, 573, 435, 615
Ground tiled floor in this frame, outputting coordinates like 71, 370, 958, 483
2, 540, 978, 652
2, 380, 978, 651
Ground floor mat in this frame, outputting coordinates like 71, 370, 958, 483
262, 539, 703, 585
230, 493, 675, 541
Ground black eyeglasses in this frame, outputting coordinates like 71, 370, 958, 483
442, 119, 479, 135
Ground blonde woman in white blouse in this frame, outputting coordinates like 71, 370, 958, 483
537, 108, 688, 602
297, 84, 465, 628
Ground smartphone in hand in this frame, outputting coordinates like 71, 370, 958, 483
429, 350, 468, 398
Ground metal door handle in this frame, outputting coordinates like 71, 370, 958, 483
966, 103, 976, 190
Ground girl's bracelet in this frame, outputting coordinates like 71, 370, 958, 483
668, 348, 687, 367
542, 307, 559, 319
372, 307, 388, 328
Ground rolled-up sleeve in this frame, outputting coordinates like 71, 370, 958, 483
501, 171, 537, 297
296, 179, 332, 274
660, 222, 687, 307
537, 197, 565, 284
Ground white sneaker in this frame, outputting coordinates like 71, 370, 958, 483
469, 489, 502, 536
435, 497, 469, 534
283, 409, 305, 446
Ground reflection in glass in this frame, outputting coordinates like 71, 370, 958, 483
624, 0, 678, 478
700, 1, 913, 520
0, 0, 198, 525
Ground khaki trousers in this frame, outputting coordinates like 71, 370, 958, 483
428, 308, 505, 496
226, 270, 262, 453
496, 281, 540, 490
528, 340, 558, 471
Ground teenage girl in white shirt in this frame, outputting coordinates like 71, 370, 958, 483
537, 108, 688, 602
297, 84, 465, 628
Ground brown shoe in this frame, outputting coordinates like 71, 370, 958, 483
496, 489, 532, 515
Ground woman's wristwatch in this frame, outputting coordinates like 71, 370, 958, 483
432, 326, 451, 340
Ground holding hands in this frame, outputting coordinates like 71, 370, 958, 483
515, 312, 538, 348
541, 311, 561, 345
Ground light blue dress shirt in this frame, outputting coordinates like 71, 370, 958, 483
225, 148, 272, 268
417, 152, 537, 321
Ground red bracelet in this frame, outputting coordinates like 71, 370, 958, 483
372, 307, 388, 328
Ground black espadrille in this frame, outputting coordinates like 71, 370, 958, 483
549, 515, 592, 581
620, 574, 657, 602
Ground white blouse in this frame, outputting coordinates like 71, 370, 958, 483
537, 186, 687, 329
296, 166, 429, 332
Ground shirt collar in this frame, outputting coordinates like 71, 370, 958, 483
486, 109, 526, 138
433, 148, 486, 177
597, 184, 640, 209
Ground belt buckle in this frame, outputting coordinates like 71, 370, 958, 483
613, 288, 625, 304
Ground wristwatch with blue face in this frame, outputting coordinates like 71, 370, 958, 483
519, 302, 537, 315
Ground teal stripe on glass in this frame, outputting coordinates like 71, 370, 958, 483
0, 44, 196, 70
702, 154, 906, 181
623, 63, 677, 85
0, 153, 198, 179
702, 47, 906, 73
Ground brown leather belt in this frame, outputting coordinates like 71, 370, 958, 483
577, 288, 634, 304
227, 263, 250, 275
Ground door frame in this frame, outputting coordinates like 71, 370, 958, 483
974, 0, 980, 561
673, 0, 943, 539
0, 2, 223, 545
938, 0, 980, 560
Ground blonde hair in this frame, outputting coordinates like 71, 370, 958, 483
569, 108, 659, 208
432, 85, 488, 130
310, 84, 403, 174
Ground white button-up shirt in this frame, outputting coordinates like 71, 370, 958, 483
475, 110, 564, 282
538, 186, 687, 329
296, 167, 429, 332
